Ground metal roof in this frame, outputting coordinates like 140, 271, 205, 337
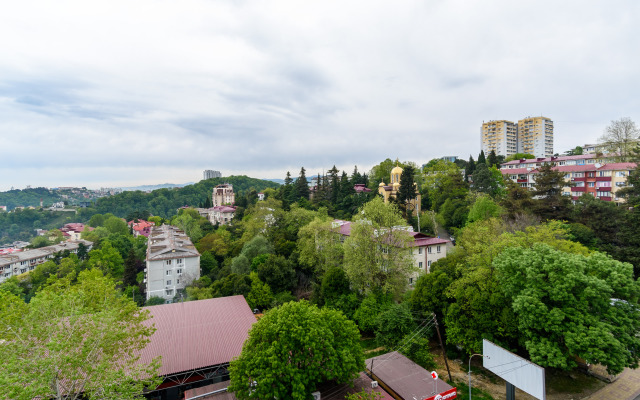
366, 351, 454, 400
139, 296, 256, 377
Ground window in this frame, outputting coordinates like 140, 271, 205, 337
616, 181, 626, 187
20, 261, 27, 266
166, 280, 172, 285
177, 279, 180, 284
418, 247, 422, 254
575, 181, 585, 187
437, 245, 441, 253
166, 289, 173, 296
597, 191, 610, 197
596, 181, 611, 187
166, 259, 172, 265
587, 172, 595, 178
588, 182, 595, 187
409, 278, 413, 284
563, 191, 570, 196
419, 262, 423, 269
176, 269, 182, 274
427, 260, 432, 268
572, 191, 584, 197
572, 172, 584, 178
166, 270, 171, 275
177, 258, 183, 264
20, 268, 27, 273
428, 247, 432, 254
616, 171, 627, 177
598, 170, 612, 177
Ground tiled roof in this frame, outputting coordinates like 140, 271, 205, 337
139, 296, 256, 377
501, 168, 531, 175
502, 154, 598, 166
410, 232, 449, 246
146, 225, 200, 261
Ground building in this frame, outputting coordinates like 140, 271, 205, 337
354, 184, 372, 193
0, 240, 93, 283
481, 116, 554, 158
139, 296, 257, 400
195, 206, 237, 226
500, 155, 636, 203
332, 220, 450, 284
212, 184, 235, 207
144, 225, 200, 302
128, 220, 154, 237
60, 223, 86, 240
440, 155, 458, 163
517, 116, 554, 157
366, 352, 457, 400
378, 164, 421, 213
203, 170, 222, 180
481, 120, 518, 157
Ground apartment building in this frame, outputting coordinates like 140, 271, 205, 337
481, 120, 518, 157
212, 184, 235, 207
500, 155, 636, 203
517, 116, 554, 157
203, 170, 222, 180
0, 240, 93, 283
332, 220, 450, 285
481, 116, 554, 158
145, 225, 200, 302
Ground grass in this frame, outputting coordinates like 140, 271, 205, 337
447, 379, 495, 400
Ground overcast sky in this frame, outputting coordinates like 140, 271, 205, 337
1, 0, 639, 190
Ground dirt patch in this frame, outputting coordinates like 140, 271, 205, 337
429, 342, 607, 400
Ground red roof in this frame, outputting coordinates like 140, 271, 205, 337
599, 162, 637, 171
138, 296, 256, 377
410, 232, 449, 246
501, 168, 531, 175
502, 154, 598, 166
545, 164, 597, 173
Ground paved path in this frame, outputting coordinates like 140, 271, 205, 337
586, 367, 640, 400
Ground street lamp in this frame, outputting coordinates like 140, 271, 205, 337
468, 353, 489, 399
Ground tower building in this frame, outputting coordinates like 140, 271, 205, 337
480, 116, 553, 158
481, 120, 518, 157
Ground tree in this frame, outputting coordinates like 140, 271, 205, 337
471, 163, 503, 197
487, 150, 498, 168
228, 301, 364, 400
396, 165, 419, 219
87, 242, 124, 277
504, 153, 535, 162
465, 155, 476, 181
297, 217, 344, 275
374, 302, 416, 348
0, 270, 161, 400
343, 198, 417, 297
292, 167, 310, 201
495, 244, 640, 374
533, 163, 571, 220
123, 248, 138, 287
477, 150, 486, 165
467, 195, 502, 224
599, 117, 640, 162
246, 272, 273, 310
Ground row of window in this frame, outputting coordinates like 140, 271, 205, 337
166, 279, 180, 285
166, 268, 183, 275
165, 258, 184, 265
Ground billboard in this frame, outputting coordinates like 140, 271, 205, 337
423, 387, 457, 400
483, 339, 545, 400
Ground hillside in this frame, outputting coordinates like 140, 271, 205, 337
91, 176, 279, 218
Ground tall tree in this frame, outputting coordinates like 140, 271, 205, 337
292, 167, 310, 201
122, 248, 138, 287
228, 301, 364, 400
533, 163, 571, 220
465, 155, 476, 181
396, 165, 418, 206
487, 150, 498, 168
599, 117, 640, 161
343, 198, 417, 298
477, 150, 486, 165
0, 270, 161, 400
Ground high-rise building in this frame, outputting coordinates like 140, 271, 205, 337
481, 120, 518, 157
517, 116, 554, 157
480, 116, 553, 158
212, 184, 235, 207
203, 170, 222, 180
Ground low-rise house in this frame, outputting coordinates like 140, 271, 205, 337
60, 223, 86, 241
128, 219, 154, 237
0, 240, 93, 283
144, 225, 200, 302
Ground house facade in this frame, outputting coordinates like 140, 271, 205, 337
145, 225, 200, 302
0, 240, 93, 283
212, 184, 235, 207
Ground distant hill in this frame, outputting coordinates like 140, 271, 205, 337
92, 175, 280, 218
265, 178, 285, 185
119, 183, 195, 191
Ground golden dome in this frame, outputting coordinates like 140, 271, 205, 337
391, 165, 403, 175
392, 182, 400, 188
379, 182, 386, 187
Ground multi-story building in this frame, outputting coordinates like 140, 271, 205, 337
332, 220, 450, 285
481, 116, 554, 158
517, 116, 554, 157
0, 240, 93, 283
481, 120, 518, 157
203, 170, 222, 180
500, 154, 635, 203
212, 184, 235, 207
145, 225, 200, 302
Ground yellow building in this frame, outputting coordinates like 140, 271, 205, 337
517, 116, 554, 157
378, 165, 421, 213
481, 120, 518, 157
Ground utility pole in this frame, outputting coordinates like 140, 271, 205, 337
434, 315, 452, 382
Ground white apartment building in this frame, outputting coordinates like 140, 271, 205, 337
203, 170, 222, 180
481, 120, 518, 157
0, 240, 93, 283
145, 225, 200, 303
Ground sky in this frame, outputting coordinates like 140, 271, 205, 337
1, 0, 639, 191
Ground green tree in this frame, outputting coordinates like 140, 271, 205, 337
533, 163, 571, 220
256, 254, 296, 294
487, 150, 498, 168
292, 167, 310, 201
87, 242, 124, 277
246, 272, 273, 310
343, 198, 417, 297
465, 155, 476, 181
477, 150, 486, 165
297, 217, 344, 275
495, 244, 640, 374
504, 153, 535, 162
123, 248, 138, 287
375, 302, 416, 348
228, 301, 364, 400
0, 270, 161, 400
467, 195, 502, 224
103, 216, 129, 235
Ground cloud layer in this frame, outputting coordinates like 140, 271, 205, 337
1, 0, 639, 189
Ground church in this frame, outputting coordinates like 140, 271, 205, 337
378, 164, 421, 213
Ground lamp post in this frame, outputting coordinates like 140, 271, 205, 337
468, 353, 489, 400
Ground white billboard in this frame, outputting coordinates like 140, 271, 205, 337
483, 339, 545, 400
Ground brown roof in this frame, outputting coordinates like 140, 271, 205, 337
366, 352, 455, 400
139, 296, 256, 377
184, 381, 235, 400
